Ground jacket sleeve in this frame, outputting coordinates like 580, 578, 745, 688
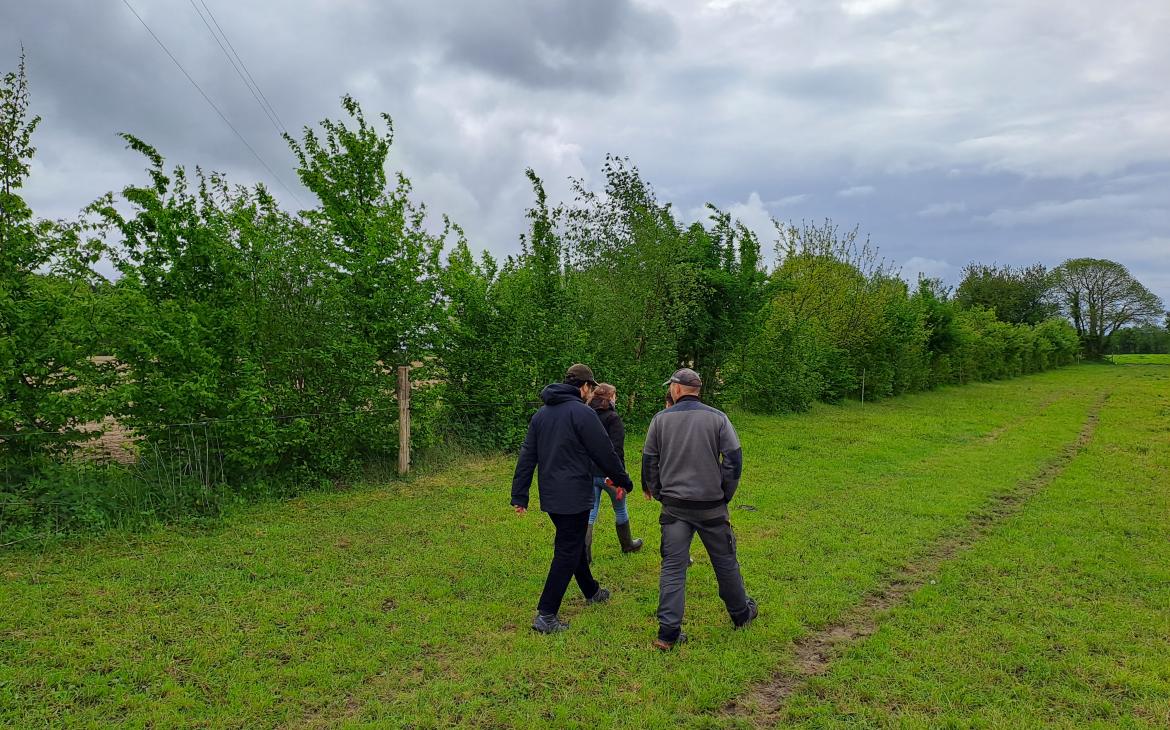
511, 414, 539, 508
718, 415, 743, 504
576, 406, 633, 490
641, 415, 662, 499
607, 412, 626, 467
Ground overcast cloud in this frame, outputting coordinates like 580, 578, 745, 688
3, 0, 1168, 304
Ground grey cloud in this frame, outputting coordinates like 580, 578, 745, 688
770, 64, 888, 104
770, 193, 809, 206
901, 256, 957, 284
917, 201, 966, 218
441, 0, 678, 91
980, 192, 1168, 229
981, 195, 1136, 228
2, 0, 1170, 307
657, 63, 744, 98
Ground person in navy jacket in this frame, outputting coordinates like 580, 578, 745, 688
511, 364, 634, 634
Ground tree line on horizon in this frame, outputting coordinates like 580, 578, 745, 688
955, 262, 1168, 357
2, 57, 1165, 535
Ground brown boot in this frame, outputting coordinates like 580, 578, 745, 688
616, 521, 643, 553
585, 523, 594, 565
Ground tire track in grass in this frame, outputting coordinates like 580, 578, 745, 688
976, 387, 1066, 444
289, 382, 1083, 728
723, 391, 1110, 728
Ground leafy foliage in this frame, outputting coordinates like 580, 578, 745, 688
0, 54, 104, 480
560, 157, 707, 421
1050, 257, 1166, 358
0, 54, 1130, 536
1107, 324, 1170, 355
955, 262, 1057, 325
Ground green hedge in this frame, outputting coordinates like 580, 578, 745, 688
0, 59, 1084, 537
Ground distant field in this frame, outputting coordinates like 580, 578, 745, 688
2, 363, 1167, 728
1111, 353, 1170, 365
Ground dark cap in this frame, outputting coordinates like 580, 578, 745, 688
564, 363, 598, 386
663, 368, 702, 387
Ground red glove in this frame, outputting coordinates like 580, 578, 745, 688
604, 477, 626, 501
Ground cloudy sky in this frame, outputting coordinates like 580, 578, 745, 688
3, 0, 1168, 304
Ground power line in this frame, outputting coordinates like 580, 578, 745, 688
196, 0, 291, 136
186, 0, 287, 138
118, 0, 304, 207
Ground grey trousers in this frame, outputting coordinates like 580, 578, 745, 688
657, 505, 750, 640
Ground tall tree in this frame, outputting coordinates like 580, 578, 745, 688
0, 53, 101, 474
768, 219, 901, 400
680, 206, 767, 404
285, 96, 444, 368
560, 156, 704, 421
1050, 258, 1165, 358
955, 262, 1056, 325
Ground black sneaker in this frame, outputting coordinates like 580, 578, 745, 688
733, 597, 759, 629
532, 612, 570, 634
585, 587, 610, 605
653, 632, 688, 651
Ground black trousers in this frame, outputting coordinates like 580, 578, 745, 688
537, 510, 600, 615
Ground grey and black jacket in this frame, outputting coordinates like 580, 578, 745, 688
641, 395, 743, 508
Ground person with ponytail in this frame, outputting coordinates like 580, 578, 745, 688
585, 383, 643, 562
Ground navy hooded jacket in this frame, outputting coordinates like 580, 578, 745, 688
511, 383, 634, 514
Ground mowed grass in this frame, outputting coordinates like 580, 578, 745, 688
1112, 353, 1170, 365
0, 363, 1164, 728
782, 360, 1170, 727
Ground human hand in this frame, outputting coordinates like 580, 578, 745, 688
514, 505, 527, 515
643, 490, 653, 501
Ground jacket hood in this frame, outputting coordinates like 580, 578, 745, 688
541, 382, 583, 406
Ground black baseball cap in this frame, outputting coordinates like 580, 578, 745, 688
663, 368, 702, 387
565, 363, 599, 386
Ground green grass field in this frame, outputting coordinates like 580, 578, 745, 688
1111, 353, 1170, 365
2, 362, 1168, 728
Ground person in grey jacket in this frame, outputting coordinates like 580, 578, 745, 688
642, 368, 757, 650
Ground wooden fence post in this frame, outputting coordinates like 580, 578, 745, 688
397, 365, 411, 476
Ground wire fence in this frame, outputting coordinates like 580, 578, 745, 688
0, 405, 411, 441
0, 389, 549, 541
1, 388, 620, 485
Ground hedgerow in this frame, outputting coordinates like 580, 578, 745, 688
0, 57, 1089, 537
